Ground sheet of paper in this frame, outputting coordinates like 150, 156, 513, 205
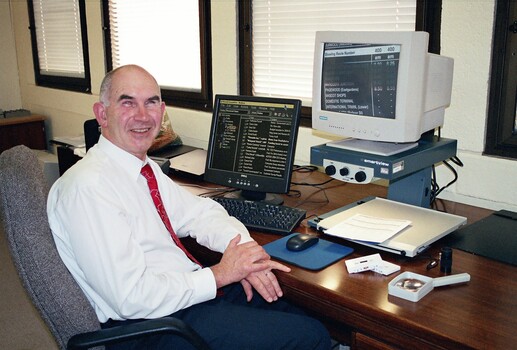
324, 214, 411, 243
169, 149, 207, 175
52, 135, 86, 148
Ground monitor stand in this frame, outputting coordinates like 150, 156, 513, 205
327, 138, 418, 156
224, 190, 284, 206
311, 136, 458, 208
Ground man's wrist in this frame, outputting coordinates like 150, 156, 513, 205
210, 264, 229, 289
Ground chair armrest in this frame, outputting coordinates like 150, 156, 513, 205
67, 316, 210, 350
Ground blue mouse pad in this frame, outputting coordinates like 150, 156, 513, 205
264, 233, 354, 271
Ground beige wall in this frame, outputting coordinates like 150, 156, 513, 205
5, 0, 517, 212
0, 1, 22, 111
438, 0, 517, 211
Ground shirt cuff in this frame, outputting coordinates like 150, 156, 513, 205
191, 267, 217, 302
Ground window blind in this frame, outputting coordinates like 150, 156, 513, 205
107, 0, 201, 92
32, 0, 85, 78
252, 0, 417, 104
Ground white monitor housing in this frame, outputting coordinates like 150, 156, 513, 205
312, 31, 454, 151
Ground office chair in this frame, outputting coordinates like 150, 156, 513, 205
0, 145, 210, 350
84, 119, 101, 152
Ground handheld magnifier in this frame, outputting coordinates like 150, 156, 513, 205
388, 271, 470, 302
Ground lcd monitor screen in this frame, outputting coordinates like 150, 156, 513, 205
205, 95, 301, 202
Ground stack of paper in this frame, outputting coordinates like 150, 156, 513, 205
323, 214, 411, 243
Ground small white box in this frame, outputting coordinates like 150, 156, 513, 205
345, 253, 382, 273
372, 260, 401, 275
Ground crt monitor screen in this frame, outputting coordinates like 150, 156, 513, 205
204, 95, 301, 204
312, 31, 454, 146
321, 42, 400, 119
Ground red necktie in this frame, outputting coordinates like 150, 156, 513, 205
140, 164, 201, 266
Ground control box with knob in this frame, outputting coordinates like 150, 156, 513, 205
311, 138, 459, 207
323, 159, 374, 184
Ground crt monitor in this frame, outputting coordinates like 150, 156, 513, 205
312, 31, 454, 155
204, 95, 301, 205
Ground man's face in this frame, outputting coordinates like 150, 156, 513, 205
94, 67, 165, 160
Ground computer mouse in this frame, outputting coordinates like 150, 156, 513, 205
286, 233, 319, 252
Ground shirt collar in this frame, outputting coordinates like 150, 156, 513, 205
97, 135, 150, 180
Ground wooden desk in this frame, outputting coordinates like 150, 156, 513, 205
179, 170, 515, 350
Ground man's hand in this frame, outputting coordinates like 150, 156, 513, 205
210, 235, 290, 301
240, 260, 290, 302
211, 235, 269, 288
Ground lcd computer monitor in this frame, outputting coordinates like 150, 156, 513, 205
312, 31, 454, 155
204, 95, 302, 205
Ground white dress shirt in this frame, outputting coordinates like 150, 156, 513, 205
47, 136, 250, 322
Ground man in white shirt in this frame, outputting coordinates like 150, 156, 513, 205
47, 65, 330, 349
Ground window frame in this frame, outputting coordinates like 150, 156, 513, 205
238, 0, 442, 127
485, 0, 517, 159
101, 0, 213, 112
27, 0, 92, 93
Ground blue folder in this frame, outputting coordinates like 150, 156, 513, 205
264, 233, 354, 271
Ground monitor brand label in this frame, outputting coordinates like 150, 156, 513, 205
363, 159, 389, 167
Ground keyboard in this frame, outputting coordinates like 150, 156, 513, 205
212, 197, 306, 235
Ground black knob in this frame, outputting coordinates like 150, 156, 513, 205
325, 165, 336, 176
355, 171, 367, 183
440, 247, 453, 274
339, 167, 350, 176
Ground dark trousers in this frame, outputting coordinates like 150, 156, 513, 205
102, 284, 331, 350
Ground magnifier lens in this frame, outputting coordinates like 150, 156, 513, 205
396, 278, 426, 292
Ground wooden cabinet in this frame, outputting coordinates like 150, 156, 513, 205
0, 115, 47, 153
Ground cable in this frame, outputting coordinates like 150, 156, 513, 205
291, 178, 335, 187
430, 156, 463, 205
292, 164, 319, 173
290, 164, 336, 187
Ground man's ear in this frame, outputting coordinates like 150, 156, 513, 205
93, 102, 108, 127
160, 102, 166, 120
